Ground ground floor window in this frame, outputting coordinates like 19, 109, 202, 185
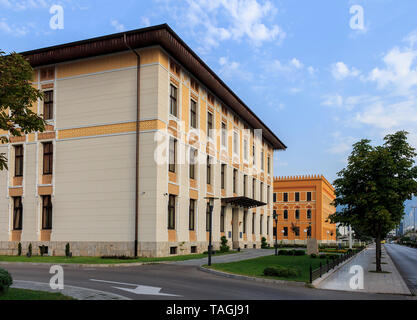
13, 197, 23, 230
283, 226, 288, 237
206, 204, 211, 231
220, 206, 225, 233
168, 195, 176, 229
189, 199, 195, 231
42, 195, 52, 230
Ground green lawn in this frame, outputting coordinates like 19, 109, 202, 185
207, 255, 324, 282
0, 251, 238, 264
0, 288, 74, 300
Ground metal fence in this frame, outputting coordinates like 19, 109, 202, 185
309, 248, 364, 283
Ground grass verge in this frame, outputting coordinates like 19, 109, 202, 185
0, 288, 74, 300
206, 254, 323, 283
0, 251, 238, 264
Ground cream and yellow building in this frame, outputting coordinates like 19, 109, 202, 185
273, 175, 336, 244
0, 25, 286, 257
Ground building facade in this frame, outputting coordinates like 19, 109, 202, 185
273, 175, 336, 244
0, 25, 286, 257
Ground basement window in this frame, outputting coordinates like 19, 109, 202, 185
170, 246, 177, 255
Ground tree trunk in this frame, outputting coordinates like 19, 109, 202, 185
375, 234, 382, 272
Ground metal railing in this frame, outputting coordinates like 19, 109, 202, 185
309, 248, 364, 283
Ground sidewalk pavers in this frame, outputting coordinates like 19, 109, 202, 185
316, 244, 411, 295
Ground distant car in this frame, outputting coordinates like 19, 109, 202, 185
381, 240, 386, 244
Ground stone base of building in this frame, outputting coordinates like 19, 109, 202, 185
0, 239, 271, 258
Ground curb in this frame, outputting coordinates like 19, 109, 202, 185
0, 261, 161, 268
198, 266, 307, 287
11, 280, 131, 300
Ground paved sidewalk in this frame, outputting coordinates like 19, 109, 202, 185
169, 249, 275, 266
11, 280, 130, 300
317, 244, 411, 295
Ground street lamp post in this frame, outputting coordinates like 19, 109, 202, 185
205, 197, 219, 266
412, 206, 417, 240
273, 211, 278, 255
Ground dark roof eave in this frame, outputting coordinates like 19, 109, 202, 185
21, 24, 287, 150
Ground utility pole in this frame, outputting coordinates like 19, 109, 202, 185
349, 225, 352, 249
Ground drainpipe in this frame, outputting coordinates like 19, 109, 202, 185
123, 34, 140, 257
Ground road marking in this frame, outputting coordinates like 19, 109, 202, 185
90, 279, 181, 297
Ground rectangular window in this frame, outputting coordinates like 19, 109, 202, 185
207, 156, 211, 185
43, 142, 53, 175
283, 192, 288, 202
170, 84, 178, 117
14, 145, 24, 177
42, 195, 52, 230
190, 99, 197, 128
233, 131, 239, 154
273, 193, 277, 202
168, 195, 176, 229
206, 204, 211, 231
267, 216, 270, 235
295, 192, 300, 202
169, 138, 176, 173
221, 122, 227, 147
252, 178, 256, 199
267, 186, 270, 203
221, 164, 226, 189
243, 175, 247, 197
189, 199, 195, 231
207, 112, 213, 138
260, 182, 263, 202
295, 209, 300, 219
220, 206, 225, 233
261, 149, 264, 171
260, 215, 263, 234
13, 197, 23, 230
307, 192, 312, 201
43, 90, 53, 120
294, 227, 300, 237
283, 227, 288, 237
189, 148, 196, 179
267, 156, 271, 174
243, 210, 247, 233
284, 209, 288, 220
307, 209, 312, 219
252, 213, 255, 234
233, 169, 237, 193
253, 145, 256, 166
243, 139, 248, 161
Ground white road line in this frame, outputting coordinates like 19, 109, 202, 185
89, 279, 181, 297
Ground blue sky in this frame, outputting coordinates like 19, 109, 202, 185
1, 0, 416, 219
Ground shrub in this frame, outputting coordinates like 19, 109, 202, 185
310, 253, 317, 258
101, 255, 136, 260
65, 243, 71, 257
261, 237, 268, 249
219, 236, 230, 253
0, 268, 13, 295
319, 254, 327, 259
27, 243, 32, 257
278, 249, 287, 255
262, 266, 300, 278
287, 250, 294, 256
17, 242, 22, 256
294, 250, 305, 256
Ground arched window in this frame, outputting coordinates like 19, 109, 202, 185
307, 209, 312, 219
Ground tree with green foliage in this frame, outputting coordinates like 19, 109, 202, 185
329, 131, 417, 272
0, 50, 46, 170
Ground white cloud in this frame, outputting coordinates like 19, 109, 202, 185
403, 30, 417, 48
218, 56, 252, 81
140, 17, 151, 27
174, 0, 285, 49
367, 47, 417, 96
331, 62, 360, 80
307, 66, 317, 75
290, 58, 303, 69
0, 18, 28, 36
110, 19, 125, 32
321, 94, 344, 108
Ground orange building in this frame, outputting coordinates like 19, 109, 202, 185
273, 175, 336, 243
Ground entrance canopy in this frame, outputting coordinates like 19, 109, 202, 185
221, 196, 266, 209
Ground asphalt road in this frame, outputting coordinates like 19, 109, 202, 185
385, 243, 417, 295
1, 262, 413, 300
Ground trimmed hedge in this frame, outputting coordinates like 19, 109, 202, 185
263, 265, 300, 278
0, 268, 13, 295
278, 249, 305, 256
